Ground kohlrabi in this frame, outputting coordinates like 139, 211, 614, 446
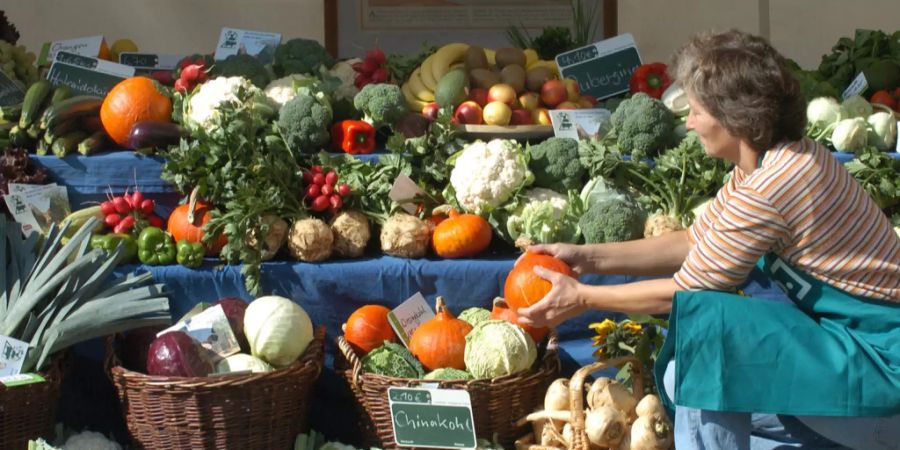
806, 96, 842, 142
866, 111, 898, 151
841, 95, 874, 119
831, 117, 868, 153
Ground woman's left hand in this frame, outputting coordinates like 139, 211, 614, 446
517, 266, 587, 328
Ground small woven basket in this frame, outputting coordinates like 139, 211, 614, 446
0, 358, 64, 450
107, 326, 325, 450
336, 332, 560, 449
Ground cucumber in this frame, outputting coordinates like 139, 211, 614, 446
50, 85, 73, 105
0, 104, 22, 121
40, 96, 103, 130
51, 131, 89, 158
19, 80, 53, 129
77, 130, 108, 156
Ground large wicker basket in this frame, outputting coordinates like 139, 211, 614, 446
0, 357, 64, 450
336, 332, 560, 449
107, 326, 326, 450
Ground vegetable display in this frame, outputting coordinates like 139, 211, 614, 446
99, 76, 173, 148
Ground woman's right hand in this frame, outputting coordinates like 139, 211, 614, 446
520, 243, 595, 275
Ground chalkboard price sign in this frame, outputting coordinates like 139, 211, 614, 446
46, 51, 135, 97
556, 33, 643, 101
119, 53, 158, 69
389, 387, 476, 449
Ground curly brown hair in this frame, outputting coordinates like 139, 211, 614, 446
671, 29, 806, 151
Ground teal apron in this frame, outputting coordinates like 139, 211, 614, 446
654, 253, 900, 417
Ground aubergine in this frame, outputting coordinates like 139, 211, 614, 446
128, 121, 184, 150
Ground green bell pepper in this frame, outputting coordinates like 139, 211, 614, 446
89, 233, 138, 263
137, 226, 177, 265
176, 240, 205, 268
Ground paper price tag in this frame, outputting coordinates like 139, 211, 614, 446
549, 108, 611, 140
159, 304, 241, 359
389, 174, 426, 215
387, 293, 434, 348
214, 28, 282, 63
39, 35, 105, 66
0, 335, 29, 377
842, 72, 868, 100
389, 387, 476, 449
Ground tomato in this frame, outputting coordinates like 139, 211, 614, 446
870, 90, 897, 111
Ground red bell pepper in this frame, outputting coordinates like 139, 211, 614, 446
330, 120, 376, 154
629, 63, 671, 99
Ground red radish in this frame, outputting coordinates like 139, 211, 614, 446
302, 169, 314, 184
105, 214, 122, 227
311, 165, 323, 173
306, 184, 321, 198
178, 59, 192, 70
148, 215, 163, 228
100, 200, 116, 216
113, 197, 131, 214
372, 68, 388, 83
141, 199, 155, 215
337, 183, 351, 196
312, 173, 325, 186
321, 184, 334, 196
311, 195, 330, 211
115, 215, 136, 233
181, 64, 202, 82
131, 191, 144, 208
174, 78, 189, 93
366, 48, 387, 65
330, 194, 343, 210
359, 58, 379, 74
354, 73, 369, 88
325, 171, 338, 186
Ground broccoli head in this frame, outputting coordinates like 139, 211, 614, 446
273, 38, 335, 77
353, 83, 408, 128
609, 92, 676, 159
277, 92, 333, 154
528, 137, 586, 191
578, 198, 645, 244
211, 54, 272, 88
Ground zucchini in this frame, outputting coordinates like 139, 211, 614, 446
40, 96, 103, 130
8, 125, 32, 148
50, 85, 73, 105
51, 131, 89, 158
0, 138, 9, 149
0, 122, 14, 139
79, 115, 103, 133
44, 118, 80, 144
77, 130, 108, 156
1, 104, 22, 121
26, 122, 42, 140
19, 80, 53, 129
36, 138, 51, 156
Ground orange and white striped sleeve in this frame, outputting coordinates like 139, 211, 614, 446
675, 185, 790, 291
686, 170, 739, 245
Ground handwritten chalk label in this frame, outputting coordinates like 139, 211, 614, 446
0, 70, 25, 106
38, 35, 104, 66
842, 72, 868, 100
119, 52, 182, 70
46, 51, 134, 97
549, 108, 611, 140
0, 335, 29, 377
389, 387, 476, 449
556, 33, 643, 101
387, 293, 434, 348
214, 28, 282, 64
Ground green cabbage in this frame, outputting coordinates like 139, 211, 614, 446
362, 341, 424, 378
424, 367, 474, 380
244, 296, 314, 368
458, 307, 491, 327
464, 320, 537, 379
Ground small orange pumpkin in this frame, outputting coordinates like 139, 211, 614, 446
344, 305, 397, 354
490, 297, 548, 343
100, 76, 172, 148
167, 193, 226, 256
504, 252, 575, 310
408, 297, 473, 371
431, 209, 492, 258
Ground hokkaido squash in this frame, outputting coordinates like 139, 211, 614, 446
408, 297, 472, 371
431, 209, 492, 258
100, 76, 172, 148
344, 305, 397, 354
167, 194, 226, 256
504, 252, 575, 310
490, 297, 548, 343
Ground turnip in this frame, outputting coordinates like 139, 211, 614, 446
585, 405, 627, 448
560, 422, 574, 447
635, 394, 667, 419
587, 377, 638, 420
643, 214, 684, 238
544, 378, 571, 411
630, 413, 673, 450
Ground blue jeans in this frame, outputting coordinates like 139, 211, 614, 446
663, 361, 900, 449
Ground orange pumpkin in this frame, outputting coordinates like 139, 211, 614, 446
408, 297, 473, 371
431, 209, 492, 258
167, 199, 226, 256
344, 305, 397, 354
100, 76, 173, 147
490, 297, 548, 343
504, 252, 575, 310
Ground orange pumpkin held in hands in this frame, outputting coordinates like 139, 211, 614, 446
167, 192, 226, 256
491, 297, 548, 343
100, 76, 172, 147
431, 209, 492, 258
344, 305, 397, 354
408, 297, 473, 371
504, 252, 575, 310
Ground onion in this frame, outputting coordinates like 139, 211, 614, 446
544, 378, 571, 411
635, 394, 667, 419
585, 406, 627, 448
630, 413, 674, 450
587, 377, 638, 419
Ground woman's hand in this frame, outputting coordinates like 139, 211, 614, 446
516, 266, 587, 328
521, 243, 594, 275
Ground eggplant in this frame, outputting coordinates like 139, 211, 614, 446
128, 121, 184, 150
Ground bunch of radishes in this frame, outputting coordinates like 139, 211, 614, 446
352, 48, 389, 89
101, 190, 163, 235
302, 166, 351, 214
174, 58, 211, 93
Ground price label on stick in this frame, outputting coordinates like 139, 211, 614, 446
842, 72, 868, 99
387, 293, 434, 348
0, 335, 29, 377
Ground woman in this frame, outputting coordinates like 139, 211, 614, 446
518, 29, 900, 449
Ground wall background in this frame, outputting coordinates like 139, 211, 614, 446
6, 1, 900, 67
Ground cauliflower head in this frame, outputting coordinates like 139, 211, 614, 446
186, 76, 264, 130
450, 139, 532, 214
264, 73, 318, 110
329, 58, 362, 102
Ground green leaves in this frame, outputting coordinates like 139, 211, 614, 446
845, 148, 900, 211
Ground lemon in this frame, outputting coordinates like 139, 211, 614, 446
110, 39, 139, 59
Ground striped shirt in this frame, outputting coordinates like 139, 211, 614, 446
674, 138, 900, 302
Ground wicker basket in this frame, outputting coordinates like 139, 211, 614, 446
107, 326, 326, 450
0, 357, 64, 450
336, 332, 560, 449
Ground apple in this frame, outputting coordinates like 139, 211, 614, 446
541, 80, 568, 108
510, 108, 534, 125
531, 108, 551, 125
577, 97, 595, 109
468, 88, 489, 107
563, 78, 581, 102
487, 83, 518, 107
518, 92, 540, 111
422, 102, 440, 121
557, 101, 579, 110
581, 95, 598, 107
454, 101, 484, 125
483, 101, 512, 125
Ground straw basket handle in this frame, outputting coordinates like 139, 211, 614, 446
336, 335, 366, 387
568, 355, 643, 450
